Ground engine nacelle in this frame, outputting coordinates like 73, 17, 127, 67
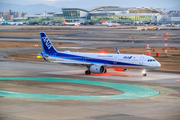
114, 68, 127, 71
90, 65, 105, 74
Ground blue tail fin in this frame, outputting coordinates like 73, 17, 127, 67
40, 32, 57, 54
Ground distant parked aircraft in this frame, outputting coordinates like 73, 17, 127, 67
8, 22, 23, 25
101, 18, 119, 27
62, 18, 80, 26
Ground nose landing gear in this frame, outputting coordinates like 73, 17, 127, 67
142, 69, 147, 76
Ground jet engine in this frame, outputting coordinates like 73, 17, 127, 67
90, 65, 105, 74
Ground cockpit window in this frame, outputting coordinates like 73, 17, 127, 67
148, 59, 156, 62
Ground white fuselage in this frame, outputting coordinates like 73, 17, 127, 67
102, 23, 119, 27
8, 22, 23, 25
46, 52, 161, 70
64, 22, 80, 26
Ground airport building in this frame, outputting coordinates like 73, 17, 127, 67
12, 6, 180, 24
87, 6, 164, 24
62, 8, 88, 22
164, 11, 180, 24
13, 13, 64, 24
0, 9, 22, 21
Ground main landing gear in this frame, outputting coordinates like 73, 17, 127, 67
85, 69, 107, 75
142, 69, 147, 76
85, 70, 91, 75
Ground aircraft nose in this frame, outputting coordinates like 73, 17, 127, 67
157, 62, 161, 67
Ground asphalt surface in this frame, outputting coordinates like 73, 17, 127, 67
0, 28, 180, 120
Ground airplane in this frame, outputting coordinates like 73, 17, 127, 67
166, 24, 171, 27
171, 24, 176, 27
8, 22, 23, 25
101, 18, 119, 27
38, 32, 161, 76
62, 18, 80, 26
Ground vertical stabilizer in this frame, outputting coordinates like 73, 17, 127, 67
62, 18, 67, 23
101, 18, 105, 23
40, 32, 57, 54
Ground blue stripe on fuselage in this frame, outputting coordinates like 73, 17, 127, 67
47, 52, 146, 67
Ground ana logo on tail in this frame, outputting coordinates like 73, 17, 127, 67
42, 37, 52, 49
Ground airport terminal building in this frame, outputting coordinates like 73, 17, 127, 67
12, 6, 180, 24
87, 6, 164, 24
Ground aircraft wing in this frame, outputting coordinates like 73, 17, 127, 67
53, 61, 93, 66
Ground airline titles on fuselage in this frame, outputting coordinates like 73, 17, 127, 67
123, 56, 135, 59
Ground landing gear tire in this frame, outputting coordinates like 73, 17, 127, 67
143, 73, 147, 76
85, 70, 91, 75
104, 69, 107, 73
142, 69, 147, 77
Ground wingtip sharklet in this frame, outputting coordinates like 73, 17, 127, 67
116, 48, 120, 54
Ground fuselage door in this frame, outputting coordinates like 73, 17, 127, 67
83, 56, 86, 62
113, 56, 117, 64
139, 57, 144, 65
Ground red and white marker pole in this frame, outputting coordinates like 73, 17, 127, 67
164, 33, 169, 56
164, 38, 168, 56
146, 44, 151, 56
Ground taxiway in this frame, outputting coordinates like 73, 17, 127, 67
0, 27, 180, 120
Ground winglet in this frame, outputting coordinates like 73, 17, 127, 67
116, 48, 120, 54
101, 18, 105, 23
40, 32, 57, 54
